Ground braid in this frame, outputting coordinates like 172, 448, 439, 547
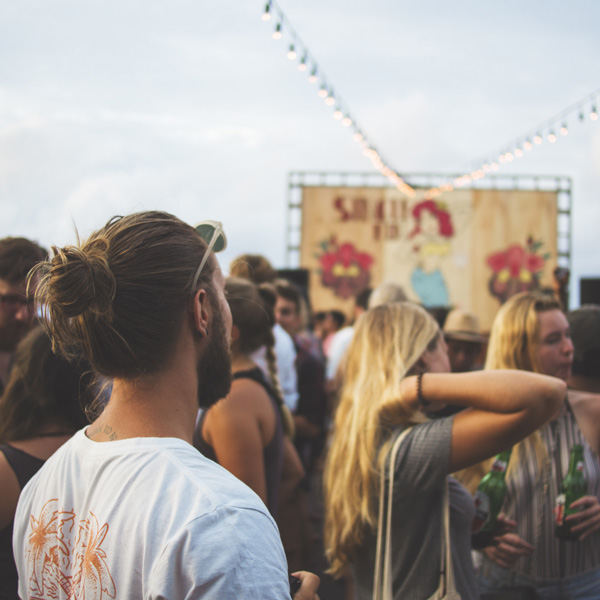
264, 341, 295, 439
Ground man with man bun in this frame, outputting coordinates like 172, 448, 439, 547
12, 213, 319, 599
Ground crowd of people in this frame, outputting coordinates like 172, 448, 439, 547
0, 211, 599, 600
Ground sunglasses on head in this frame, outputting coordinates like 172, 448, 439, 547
191, 220, 227, 291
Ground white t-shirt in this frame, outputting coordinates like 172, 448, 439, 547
325, 326, 355, 381
13, 429, 289, 599
252, 323, 299, 411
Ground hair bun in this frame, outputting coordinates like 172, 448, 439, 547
49, 238, 116, 320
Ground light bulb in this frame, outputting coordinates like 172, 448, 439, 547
515, 148, 523, 158
272, 23, 282, 40
298, 55, 307, 71
287, 44, 296, 60
353, 131, 363, 142
533, 133, 543, 145
333, 108, 343, 120
591, 106, 598, 121
548, 131, 557, 143
325, 92, 335, 106
560, 123, 568, 136
342, 116, 352, 127
262, 1, 271, 21
524, 140, 533, 151
308, 67, 317, 84
318, 86, 328, 98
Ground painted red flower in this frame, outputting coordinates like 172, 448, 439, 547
487, 244, 545, 277
318, 241, 373, 299
486, 240, 549, 305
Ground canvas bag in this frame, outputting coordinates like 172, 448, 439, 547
373, 427, 462, 600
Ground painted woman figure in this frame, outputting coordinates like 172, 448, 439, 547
409, 198, 454, 307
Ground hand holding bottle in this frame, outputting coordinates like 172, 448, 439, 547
565, 496, 600, 540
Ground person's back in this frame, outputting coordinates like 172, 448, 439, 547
15, 430, 285, 597
12, 213, 318, 599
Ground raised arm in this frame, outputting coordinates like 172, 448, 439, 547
401, 370, 565, 472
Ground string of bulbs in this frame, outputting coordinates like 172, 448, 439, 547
262, 0, 598, 198
262, 0, 416, 197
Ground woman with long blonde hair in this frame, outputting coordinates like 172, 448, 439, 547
475, 292, 600, 599
323, 301, 565, 599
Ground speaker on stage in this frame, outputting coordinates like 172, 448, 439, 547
580, 278, 600, 305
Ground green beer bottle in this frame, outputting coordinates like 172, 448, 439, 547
556, 444, 587, 541
472, 448, 512, 533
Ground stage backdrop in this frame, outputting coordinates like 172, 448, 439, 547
300, 186, 558, 332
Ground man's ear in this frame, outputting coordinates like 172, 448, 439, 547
192, 289, 210, 337
230, 324, 240, 346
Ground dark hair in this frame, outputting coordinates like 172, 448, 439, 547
33, 211, 216, 379
568, 305, 600, 378
330, 310, 346, 330
0, 237, 47, 284
355, 287, 372, 312
229, 254, 277, 284
274, 279, 302, 314
225, 276, 293, 436
0, 327, 92, 442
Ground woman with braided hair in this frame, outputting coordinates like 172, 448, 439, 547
194, 276, 293, 519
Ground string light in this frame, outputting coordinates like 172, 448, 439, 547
262, 2, 599, 197
261, 0, 415, 195
262, 1, 272, 21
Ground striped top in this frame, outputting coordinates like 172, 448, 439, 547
498, 400, 600, 579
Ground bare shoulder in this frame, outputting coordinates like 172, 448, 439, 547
0, 450, 21, 530
569, 389, 600, 420
208, 377, 275, 430
569, 389, 600, 458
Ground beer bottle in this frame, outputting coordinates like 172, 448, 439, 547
556, 444, 587, 541
472, 448, 511, 533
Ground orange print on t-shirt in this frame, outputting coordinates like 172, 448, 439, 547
25, 499, 116, 599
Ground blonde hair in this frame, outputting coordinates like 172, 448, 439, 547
323, 302, 438, 576
456, 291, 561, 493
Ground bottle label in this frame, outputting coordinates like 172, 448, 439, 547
491, 460, 508, 473
556, 493, 566, 526
576, 461, 584, 473
472, 491, 490, 533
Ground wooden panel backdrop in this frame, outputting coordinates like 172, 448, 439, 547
300, 186, 557, 332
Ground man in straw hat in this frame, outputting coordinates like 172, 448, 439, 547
443, 308, 486, 374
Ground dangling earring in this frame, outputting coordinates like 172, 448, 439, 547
205, 327, 209, 337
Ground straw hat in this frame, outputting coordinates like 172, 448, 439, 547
443, 308, 485, 343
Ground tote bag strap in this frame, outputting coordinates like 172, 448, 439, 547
427, 479, 461, 600
373, 427, 413, 600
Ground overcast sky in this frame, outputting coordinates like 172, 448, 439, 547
1, 0, 598, 305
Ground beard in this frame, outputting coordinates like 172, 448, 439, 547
196, 307, 232, 410
0, 317, 34, 352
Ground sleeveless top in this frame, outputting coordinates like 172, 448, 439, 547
483, 399, 600, 580
0, 444, 45, 600
194, 368, 285, 520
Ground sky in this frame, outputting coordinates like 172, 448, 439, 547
1, 0, 599, 306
